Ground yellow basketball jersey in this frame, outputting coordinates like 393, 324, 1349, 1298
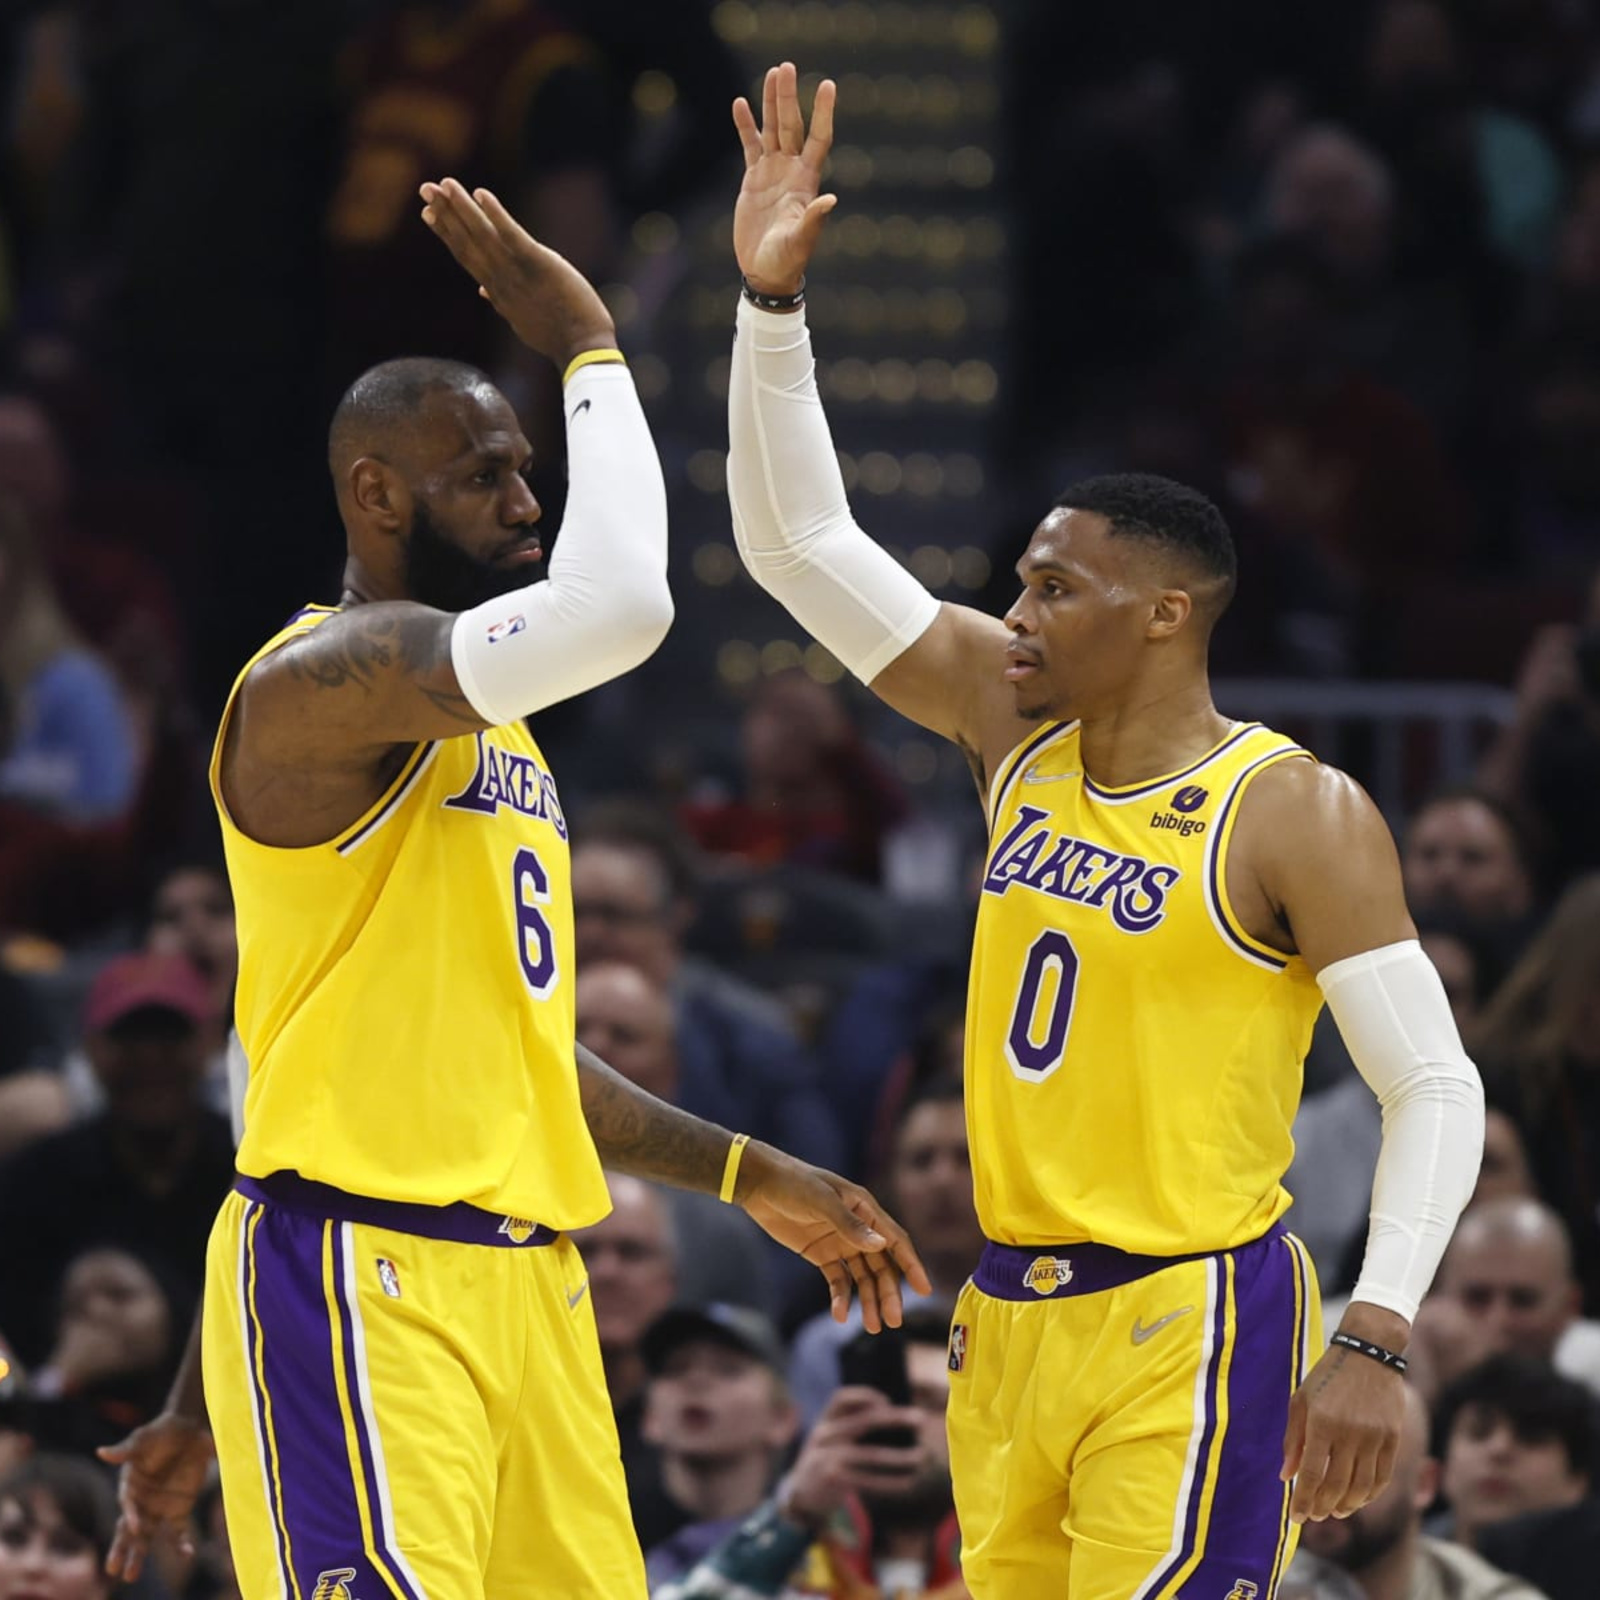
967, 719, 1323, 1255
209, 606, 609, 1229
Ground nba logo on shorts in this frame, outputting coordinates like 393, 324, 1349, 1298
312, 1569, 359, 1600
1025, 1255, 1074, 1295
486, 614, 526, 645
499, 1215, 537, 1244
948, 1323, 968, 1373
375, 1259, 401, 1299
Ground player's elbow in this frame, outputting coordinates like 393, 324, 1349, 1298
612, 572, 675, 669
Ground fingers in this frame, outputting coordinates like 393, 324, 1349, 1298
761, 66, 781, 153
821, 1259, 852, 1323
418, 177, 502, 279
1290, 1421, 1355, 1524
732, 96, 763, 167
803, 77, 837, 169
796, 193, 839, 254
472, 187, 536, 251
105, 1514, 146, 1580
845, 1253, 883, 1334
775, 61, 806, 153
96, 1440, 131, 1464
853, 1191, 933, 1298
1334, 1425, 1398, 1519
868, 1253, 906, 1330
1281, 1396, 1307, 1484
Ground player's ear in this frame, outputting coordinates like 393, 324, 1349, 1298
1147, 588, 1192, 641
350, 457, 405, 531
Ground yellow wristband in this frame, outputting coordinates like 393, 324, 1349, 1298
562, 347, 627, 385
719, 1132, 751, 1205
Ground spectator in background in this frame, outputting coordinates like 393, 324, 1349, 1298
1434, 1357, 1596, 1553
1472, 875, 1600, 1310
1417, 913, 1496, 1031
571, 1175, 680, 1541
576, 962, 775, 1316
0, 494, 135, 823
0, 1069, 69, 1164
145, 860, 235, 1028
572, 805, 844, 1175
18, 1247, 180, 1460
0, 953, 231, 1369
656, 1308, 964, 1600
1293, 1383, 1546, 1600
1401, 787, 1539, 974
790, 1082, 981, 1426
682, 672, 907, 885
1410, 1199, 1600, 1403
0, 1453, 117, 1600
1476, 1108, 1536, 1208
1480, 568, 1600, 889
639, 1304, 800, 1586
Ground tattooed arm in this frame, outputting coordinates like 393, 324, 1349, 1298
576, 1044, 932, 1331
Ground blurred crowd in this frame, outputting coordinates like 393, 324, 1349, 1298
2, 2, 1600, 1599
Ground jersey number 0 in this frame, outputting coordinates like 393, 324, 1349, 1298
1005, 929, 1080, 1081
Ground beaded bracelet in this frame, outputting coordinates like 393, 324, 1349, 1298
1330, 1331, 1409, 1374
741, 274, 805, 311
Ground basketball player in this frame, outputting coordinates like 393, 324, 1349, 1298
98, 177, 927, 1600
725, 66, 1485, 1598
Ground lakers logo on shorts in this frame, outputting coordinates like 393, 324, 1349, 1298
1024, 1256, 1073, 1295
498, 1216, 537, 1244
312, 1568, 358, 1600
1225, 1582, 1258, 1600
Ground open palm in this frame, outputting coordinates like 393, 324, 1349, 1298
732, 62, 838, 296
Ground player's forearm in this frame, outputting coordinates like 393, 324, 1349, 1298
1320, 940, 1486, 1324
164, 1305, 207, 1426
726, 298, 938, 683
449, 361, 672, 724
575, 1043, 734, 1195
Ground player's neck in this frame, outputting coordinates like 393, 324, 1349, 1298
660, 1446, 774, 1522
1075, 679, 1232, 791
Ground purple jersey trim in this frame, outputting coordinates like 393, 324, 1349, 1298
971, 1230, 1283, 1301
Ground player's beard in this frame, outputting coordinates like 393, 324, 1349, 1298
403, 501, 540, 613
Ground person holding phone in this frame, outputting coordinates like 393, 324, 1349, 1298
654, 1308, 964, 1599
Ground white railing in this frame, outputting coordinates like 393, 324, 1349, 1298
1213, 680, 1518, 820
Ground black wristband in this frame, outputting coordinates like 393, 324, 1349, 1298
741, 274, 805, 311
1330, 1331, 1408, 1374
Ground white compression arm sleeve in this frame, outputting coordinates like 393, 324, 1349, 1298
450, 361, 672, 724
1317, 939, 1486, 1323
727, 298, 940, 683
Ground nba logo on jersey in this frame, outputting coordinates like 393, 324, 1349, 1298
312, 1569, 358, 1600
485, 614, 526, 644
948, 1323, 968, 1373
1224, 1583, 1258, 1600
499, 1215, 538, 1244
1025, 1256, 1074, 1295
375, 1259, 401, 1299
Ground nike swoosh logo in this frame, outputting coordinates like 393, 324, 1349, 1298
1131, 1306, 1195, 1345
1021, 768, 1081, 784
570, 398, 592, 419
566, 1279, 589, 1310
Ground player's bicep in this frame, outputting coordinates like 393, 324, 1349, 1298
1253, 764, 1416, 975
867, 602, 1033, 786
239, 604, 490, 764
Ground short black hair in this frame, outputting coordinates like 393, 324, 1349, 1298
1434, 1355, 1600, 1482
1053, 472, 1237, 609
576, 798, 700, 906
328, 356, 493, 478
896, 1073, 964, 1130
1409, 785, 1536, 876
0, 1453, 119, 1568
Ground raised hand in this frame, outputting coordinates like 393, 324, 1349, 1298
419, 178, 614, 368
735, 1141, 932, 1332
731, 62, 838, 297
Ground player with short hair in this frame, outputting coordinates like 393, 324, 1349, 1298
724, 65, 1485, 1598
99, 178, 927, 1600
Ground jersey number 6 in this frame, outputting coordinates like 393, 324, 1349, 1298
1005, 929, 1080, 1081
512, 846, 558, 997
